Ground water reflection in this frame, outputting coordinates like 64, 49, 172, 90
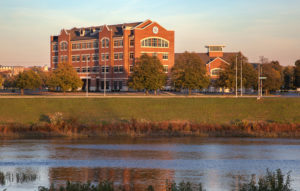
0, 138, 300, 191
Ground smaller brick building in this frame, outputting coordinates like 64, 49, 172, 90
176, 45, 238, 78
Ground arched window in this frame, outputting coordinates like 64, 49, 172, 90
101, 38, 109, 48
211, 68, 222, 76
141, 37, 169, 48
60, 41, 68, 51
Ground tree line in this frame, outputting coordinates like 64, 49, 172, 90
0, 52, 299, 95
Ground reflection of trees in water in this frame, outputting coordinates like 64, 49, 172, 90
49, 167, 174, 191
0, 168, 38, 185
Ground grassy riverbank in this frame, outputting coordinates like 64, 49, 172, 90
0, 97, 299, 138
0, 97, 299, 124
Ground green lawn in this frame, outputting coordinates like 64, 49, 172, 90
0, 97, 299, 124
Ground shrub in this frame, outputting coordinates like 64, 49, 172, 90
239, 169, 293, 191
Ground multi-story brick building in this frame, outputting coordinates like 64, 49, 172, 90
50, 19, 175, 91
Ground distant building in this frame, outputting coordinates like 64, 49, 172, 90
0, 65, 24, 77
50, 19, 175, 91
176, 45, 238, 80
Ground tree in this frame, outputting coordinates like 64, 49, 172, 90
172, 51, 209, 95
31, 67, 49, 89
295, 60, 300, 88
262, 61, 283, 93
283, 66, 295, 90
215, 52, 257, 91
47, 62, 83, 93
0, 75, 3, 88
15, 70, 42, 95
3, 76, 16, 89
128, 54, 166, 95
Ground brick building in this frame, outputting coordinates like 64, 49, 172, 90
176, 45, 238, 80
50, 19, 175, 91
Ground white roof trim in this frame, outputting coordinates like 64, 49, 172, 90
142, 21, 168, 31
207, 57, 230, 65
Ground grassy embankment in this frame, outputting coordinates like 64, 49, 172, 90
0, 97, 299, 137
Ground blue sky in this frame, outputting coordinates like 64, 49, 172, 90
0, 0, 299, 66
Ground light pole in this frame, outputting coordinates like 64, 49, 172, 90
241, 58, 243, 96
86, 55, 89, 97
104, 53, 106, 96
235, 55, 238, 98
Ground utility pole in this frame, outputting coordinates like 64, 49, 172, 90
235, 55, 238, 98
104, 53, 106, 97
86, 55, 89, 97
258, 63, 260, 99
260, 64, 263, 97
241, 58, 243, 96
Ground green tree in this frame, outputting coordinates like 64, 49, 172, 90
15, 70, 42, 95
283, 66, 295, 90
262, 61, 283, 93
172, 51, 209, 95
215, 52, 257, 91
128, 54, 166, 95
47, 62, 83, 93
294, 60, 300, 88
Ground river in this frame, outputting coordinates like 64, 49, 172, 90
0, 138, 300, 191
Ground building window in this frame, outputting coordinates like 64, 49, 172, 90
72, 44, 77, 50
92, 66, 99, 73
82, 55, 86, 62
114, 53, 118, 60
87, 43, 92, 49
130, 40, 134, 46
93, 54, 99, 61
82, 43, 87, 49
101, 38, 109, 48
211, 68, 222, 76
93, 42, 99, 49
113, 40, 123, 47
52, 44, 58, 52
113, 65, 124, 73
101, 66, 109, 73
119, 53, 123, 60
72, 56, 76, 62
114, 66, 118, 73
129, 65, 134, 73
82, 67, 86, 73
52, 56, 58, 63
163, 53, 168, 60
60, 55, 68, 63
130, 52, 134, 60
75, 68, 80, 73
101, 81, 110, 90
101, 53, 109, 61
76, 55, 80, 62
141, 37, 169, 48
119, 66, 124, 73
163, 65, 168, 73
60, 42, 68, 51
114, 40, 118, 47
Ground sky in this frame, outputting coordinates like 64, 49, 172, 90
0, 0, 299, 66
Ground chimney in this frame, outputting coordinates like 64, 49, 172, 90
205, 45, 225, 58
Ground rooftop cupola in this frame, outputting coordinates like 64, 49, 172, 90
205, 45, 225, 58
